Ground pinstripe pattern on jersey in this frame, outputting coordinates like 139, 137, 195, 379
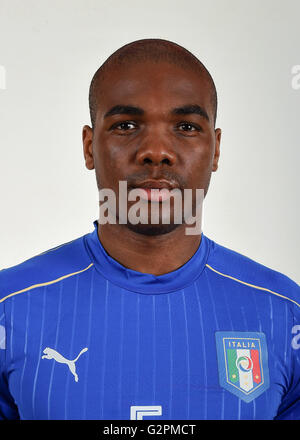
0, 263, 94, 304
1, 259, 295, 420
206, 264, 300, 308
1, 225, 299, 420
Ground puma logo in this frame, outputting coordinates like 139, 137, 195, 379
42, 347, 88, 382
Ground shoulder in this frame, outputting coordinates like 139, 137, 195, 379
205, 236, 300, 307
0, 233, 93, 303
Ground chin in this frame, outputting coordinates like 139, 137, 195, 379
126, 222, 180, 236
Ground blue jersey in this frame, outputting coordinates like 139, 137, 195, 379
0, 220, 299, 420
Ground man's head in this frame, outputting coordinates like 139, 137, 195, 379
83, 38, 221, 235
88, 38, 218, 129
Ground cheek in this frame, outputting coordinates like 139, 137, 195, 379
184, 142, 215, 186
186, 140, 214, 169
108, 143, 127, 165
95, 142, 127, 187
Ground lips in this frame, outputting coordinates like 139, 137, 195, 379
130, 179, 180, 202
131, 179, 179, 190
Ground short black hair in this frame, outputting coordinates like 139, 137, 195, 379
89, 38, 218, 128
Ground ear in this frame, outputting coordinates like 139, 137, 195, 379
212, 128, 221, 172
82, 125, 95, 170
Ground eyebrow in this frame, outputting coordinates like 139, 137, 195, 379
171, 104, 209, 121
104, 105, 144, 118
103, 103, 209, 121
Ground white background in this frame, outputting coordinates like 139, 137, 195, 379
0, 0, 299, 283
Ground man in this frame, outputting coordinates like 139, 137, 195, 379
0, 38, 299, 420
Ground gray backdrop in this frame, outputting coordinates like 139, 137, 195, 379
0, 0, 299, 283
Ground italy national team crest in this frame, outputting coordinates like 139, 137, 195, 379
215, 332, 270, 403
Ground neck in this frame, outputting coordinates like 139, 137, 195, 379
97, 222, 201, 276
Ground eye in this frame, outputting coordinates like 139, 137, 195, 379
111, 121, 137, 131
177, 122, 201, 132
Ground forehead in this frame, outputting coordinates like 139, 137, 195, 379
97, 61, 213, 116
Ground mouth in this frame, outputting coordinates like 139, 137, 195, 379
129, 179, 180, 202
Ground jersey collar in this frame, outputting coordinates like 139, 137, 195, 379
84, 220, 210, 294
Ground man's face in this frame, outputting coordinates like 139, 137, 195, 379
83, 61, 221, 235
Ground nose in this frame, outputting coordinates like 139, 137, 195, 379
135, 133, 177, 167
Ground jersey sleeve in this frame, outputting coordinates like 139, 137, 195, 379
275, 302, 300, 420
0, 300, 20, 419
